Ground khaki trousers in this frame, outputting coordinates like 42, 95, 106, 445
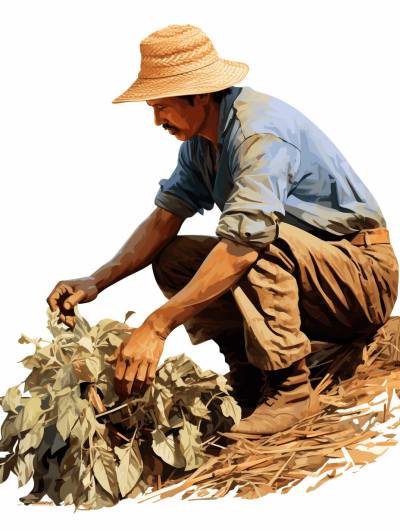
152, 223, 399, 372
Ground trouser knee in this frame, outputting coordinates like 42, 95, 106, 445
152, 235, 218, 298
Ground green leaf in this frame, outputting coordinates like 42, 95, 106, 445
219, 395, 241, 426
114, 438, 143, 497
56, 387, 86, 441
179, 415, 207, 471
93, 446, 119, 498
1, 382, 23, 413
14, 397, 46, 435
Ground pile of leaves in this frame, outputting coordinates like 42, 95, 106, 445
2, 308, 400, 508
139, 316, 400, 502
0, 309, 240, 509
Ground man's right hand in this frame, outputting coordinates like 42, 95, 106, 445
47, 278, 98, 327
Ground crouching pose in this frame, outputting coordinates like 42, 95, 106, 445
47, 25, 399, 435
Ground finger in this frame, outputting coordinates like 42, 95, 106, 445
63, 290, 86, 310
47, 286, 66, 312
114, 359, 126, 396
132, 362, 149, 394
106, 345, 120, 365
65, 316, 75, 328
122, 361, 141, 396
146, 360, 158, 386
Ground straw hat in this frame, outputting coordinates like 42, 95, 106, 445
112, 25, 249, 103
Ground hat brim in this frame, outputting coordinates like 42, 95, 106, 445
112, 58, 249, 103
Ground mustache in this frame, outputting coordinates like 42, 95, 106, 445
162, 123, 180, 133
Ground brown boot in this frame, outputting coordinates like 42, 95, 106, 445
213, 330, 264, 412
230, 358, 320, 435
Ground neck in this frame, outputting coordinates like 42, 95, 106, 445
197, 97, 220, 151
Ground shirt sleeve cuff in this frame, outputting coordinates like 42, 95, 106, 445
154, 191, 197, 219
216, 212, 280, 249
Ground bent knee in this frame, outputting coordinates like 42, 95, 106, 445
152, 235, 218, 294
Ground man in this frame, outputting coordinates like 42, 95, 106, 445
47, 24, 398, 435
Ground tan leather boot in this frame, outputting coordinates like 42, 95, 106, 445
230, 358, 320, 435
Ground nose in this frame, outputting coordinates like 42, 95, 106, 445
153, 107, 165, 127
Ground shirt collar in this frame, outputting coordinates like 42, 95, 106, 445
216, 86, 242, 162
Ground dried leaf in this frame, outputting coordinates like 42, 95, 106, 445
153, 388, 174, 427
0, 417, 18, 452
93, 447, 119, 498
0, 453, 17, 484
152, 426, 186, 468
179, 416, 207, 471
78, 337, 94, 354
70, 406, 96, 446
18, 334, 42, 348
55, 387, 86, 441
14, 397, 46, 435
2, 382, 23, 413
124, 311, 135, 323
54, 364, 78, 391
115, 438, 143, 497
19, 417, 45, 454
15, 452, 35, 488
219, 395, 241, 426
73, 356, 101, 383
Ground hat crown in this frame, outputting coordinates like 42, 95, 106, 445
139, 25, 219, 79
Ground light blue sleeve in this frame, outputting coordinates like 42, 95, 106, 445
216, 134, 300, 248
154, 138, 214, 218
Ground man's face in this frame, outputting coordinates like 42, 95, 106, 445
146, 95, 209, 141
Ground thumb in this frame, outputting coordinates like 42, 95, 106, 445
106, 346, 120, 365
63, 290, 86, 310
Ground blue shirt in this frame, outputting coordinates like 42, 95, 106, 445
154, 86, 385, 248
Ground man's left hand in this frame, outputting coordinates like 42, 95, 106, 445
106, 323, 165, 396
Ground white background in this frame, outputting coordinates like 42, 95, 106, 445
1, 0, 400, 529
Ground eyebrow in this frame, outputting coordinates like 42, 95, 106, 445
147, 102, 167, 108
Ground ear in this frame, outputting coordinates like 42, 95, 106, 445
194, 93, 210, 106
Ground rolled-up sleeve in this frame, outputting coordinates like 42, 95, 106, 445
155, 138, 214, 219
216, 134, 300, 249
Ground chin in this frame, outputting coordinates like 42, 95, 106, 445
175, 131, 195, 142
174, 132, 186, 141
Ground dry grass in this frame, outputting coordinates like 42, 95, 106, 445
139, 317, 400, 502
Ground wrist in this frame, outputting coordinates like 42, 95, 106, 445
143, 310, 175, 340
91, 268, 113, 293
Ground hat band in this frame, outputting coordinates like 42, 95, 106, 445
138, 58, 221, 80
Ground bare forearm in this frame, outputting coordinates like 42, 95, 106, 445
91, 207, 183, 293
146, 238, 259, 337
